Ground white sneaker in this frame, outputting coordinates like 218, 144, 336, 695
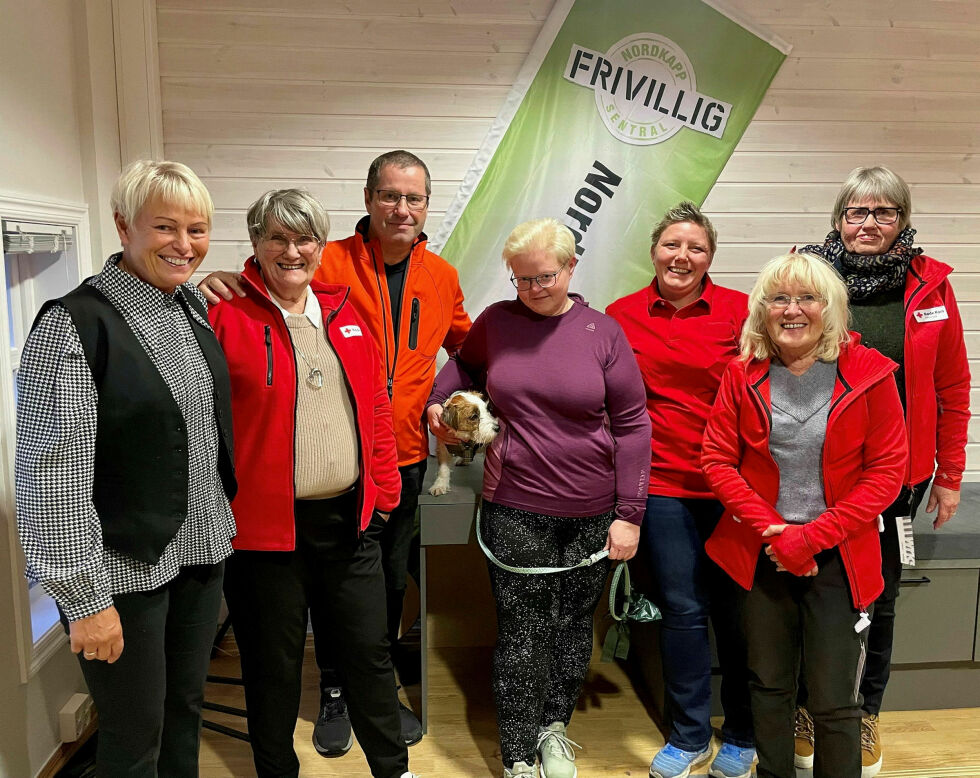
399, 773, 420, 778
537, 722, 581, 778
504, 761, 537, 777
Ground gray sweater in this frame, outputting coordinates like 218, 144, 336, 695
769, 360, 837, 524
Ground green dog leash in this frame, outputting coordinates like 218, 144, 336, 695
473, 501, 660, 661
474, 500, 610, 574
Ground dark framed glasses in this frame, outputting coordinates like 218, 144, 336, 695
842, 207, 901, 225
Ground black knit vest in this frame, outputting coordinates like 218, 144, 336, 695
34, 283, 237, 564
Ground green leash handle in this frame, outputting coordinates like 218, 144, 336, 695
602, 562, 633, 662
608, 560, 632, 621
602, 560, 662, 662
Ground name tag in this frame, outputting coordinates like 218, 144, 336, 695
897, 515, 916, 567
913, 305, 948, 323
339, 325, 362, 338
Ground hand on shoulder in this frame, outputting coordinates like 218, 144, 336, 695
198, 271, 245, 304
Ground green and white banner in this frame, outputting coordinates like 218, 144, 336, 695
431, 0, 789, 314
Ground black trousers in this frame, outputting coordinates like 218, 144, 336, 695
860, 478, 930, 715
224, 494, 406, 778
482, 500, 612, 768
66, 562, 224, 778
313, 459, 426, 689
743, 549, 869, 778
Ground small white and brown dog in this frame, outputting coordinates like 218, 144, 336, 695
428, 390, 498, 496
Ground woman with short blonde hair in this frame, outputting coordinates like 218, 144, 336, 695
427, 217, 650, 778
16, 160, 236, 776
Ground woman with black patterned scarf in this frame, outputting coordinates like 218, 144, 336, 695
793, 166, 970, 778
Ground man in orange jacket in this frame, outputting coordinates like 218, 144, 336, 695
200, 150, 471, 755
311, 151, 470, 753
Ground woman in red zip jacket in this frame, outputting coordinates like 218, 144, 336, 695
207, 189, 419, 778
701, 252, 907, 778
796, 166, 971, 776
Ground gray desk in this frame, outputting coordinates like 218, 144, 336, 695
881, 484, 980, 708
417, 455, 484, 731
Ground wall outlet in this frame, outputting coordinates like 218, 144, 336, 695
59, 693, 95, 742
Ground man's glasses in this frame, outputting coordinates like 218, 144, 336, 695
261, 234, 322, 255
762, 294, 825, 310
842, 207, 901, 225
510, 267, 564, 291
373, 189, 429, 211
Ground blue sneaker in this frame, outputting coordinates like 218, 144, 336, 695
709, 742, 757, 778
649, 743, 712, 778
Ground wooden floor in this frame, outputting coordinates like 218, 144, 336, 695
199, 638, 980, 777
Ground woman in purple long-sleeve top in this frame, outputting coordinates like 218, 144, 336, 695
426, 218, 650, 778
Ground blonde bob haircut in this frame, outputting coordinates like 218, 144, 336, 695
741, 252, 851, 363
831, 165, 912, 232
111, 160, 214, 227
501, 218, 576, 269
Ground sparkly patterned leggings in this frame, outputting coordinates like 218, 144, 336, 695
481, 500, 613, 767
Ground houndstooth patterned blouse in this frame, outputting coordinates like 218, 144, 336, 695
14, 255, 236, 621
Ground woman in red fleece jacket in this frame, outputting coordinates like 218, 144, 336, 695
701, 253, 907, 778
796, 166, 971, 777
208, 189, 417, 778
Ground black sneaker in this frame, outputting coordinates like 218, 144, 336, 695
313, 687, 353, 757
399, 701, 423, 746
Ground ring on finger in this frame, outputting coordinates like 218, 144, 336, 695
84, 651, 96, 657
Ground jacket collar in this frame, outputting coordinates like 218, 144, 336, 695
743, 335, 897, 428
905, 254, 952, 309
354, 215, 429, 265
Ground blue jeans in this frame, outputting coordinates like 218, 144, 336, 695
642, 495, 754, 751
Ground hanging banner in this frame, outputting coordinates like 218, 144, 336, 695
431, 0, 790, 315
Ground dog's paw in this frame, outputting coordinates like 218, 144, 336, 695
428, 478, 451, 496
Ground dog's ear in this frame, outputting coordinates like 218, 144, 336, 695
441, 402, 459, 429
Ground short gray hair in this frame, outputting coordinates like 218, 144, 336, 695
366, 150, 431, 195
741, 253, 851, 362
501, 218, 576, 268
246, 189, 330, 244
111, 160, 213, 226
831, 166, 912, 232
650, 201, 717, 255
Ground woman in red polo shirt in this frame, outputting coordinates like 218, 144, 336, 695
606, 202, 754, 778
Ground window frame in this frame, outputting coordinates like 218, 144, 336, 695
0, 191, 90, 682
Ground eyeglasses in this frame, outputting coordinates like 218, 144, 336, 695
373, 189, 429, 211
261, 234, 322, 255
842, 207, 902, 225
763, 294, 825, 310
510, 267, 564, 291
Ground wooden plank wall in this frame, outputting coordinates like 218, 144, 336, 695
156, 0, 980, 477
